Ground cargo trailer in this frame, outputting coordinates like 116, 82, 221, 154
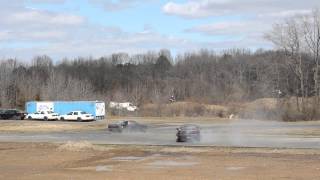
25, 101, 105, 120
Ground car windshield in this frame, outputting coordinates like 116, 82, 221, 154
6, 110, 15, 114
127, 121, 137, 125
80, 111, 87, 114
67, 112, 73, 115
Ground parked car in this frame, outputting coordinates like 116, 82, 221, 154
0, 109, 26, 120
26, 111, 59, 121
176, 124, 201, 142
108, 120, 147, 132
59, 111, 94, 121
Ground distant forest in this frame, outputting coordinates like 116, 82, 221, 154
0, 49, 313, 107
1, 10, 320, 120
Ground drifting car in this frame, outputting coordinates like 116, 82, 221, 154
108, 120, 147, 132
26, 111, 59, 121
59, 111, 94, 121
176, 124, 201, 142
0, 109, 26, 120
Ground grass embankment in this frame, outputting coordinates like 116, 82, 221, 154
135, 98, 320, 121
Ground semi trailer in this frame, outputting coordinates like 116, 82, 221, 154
25, 101, 105, 120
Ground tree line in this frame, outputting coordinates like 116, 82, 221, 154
0, 49, 309, 106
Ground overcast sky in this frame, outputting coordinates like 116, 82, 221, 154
0, 0, 319, 60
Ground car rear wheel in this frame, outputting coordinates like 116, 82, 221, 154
28, 116, 32, 120
60, 117, 64, 121
44, 116, 48, 121
77, 117, 82, 122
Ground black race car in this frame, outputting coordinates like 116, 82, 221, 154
0, 109, 26, 120
108, 120, 147, 133
176, 124, 201, 142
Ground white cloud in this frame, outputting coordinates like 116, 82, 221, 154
0, 30, 201, 60
184, 20, 273, 51
4, 10, 84, 26
186, 19, 270, 36
30, 0, 65, 3
163, 0, 320, 18
0, 1, 86, 42
3, 0, 316, 60
0, 0, 205, 60
0, 30, 66, 41
164, 0, 319, 51
91, 0, 155, 11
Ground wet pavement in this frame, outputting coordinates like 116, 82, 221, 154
0, 119, 320, 148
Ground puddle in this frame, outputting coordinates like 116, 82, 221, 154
111, 154, 165, 162
96, 165, 113, 172
226, 166, 246, 171
147, 160, 198, 168
69, 165, 113, 172
111, 156, 145, 161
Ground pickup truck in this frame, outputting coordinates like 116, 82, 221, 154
0, 109, 26, 120
26, 111, 59, 121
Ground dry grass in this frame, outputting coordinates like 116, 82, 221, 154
237, 97, 320, 121
139, 101, 230, 117
245, 98, 278, 110
58, 141, 95, 151
0, 123, 75, 132
57, 141, 114, 152
239, 98, 280, 120
139, 97, 320, 121
0, 120, 106, 132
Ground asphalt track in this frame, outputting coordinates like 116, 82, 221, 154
0, 119, 320, 148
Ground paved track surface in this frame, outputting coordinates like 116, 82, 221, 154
0, 119, 320, 148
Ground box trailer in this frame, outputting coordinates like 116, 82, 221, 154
25, 101, 105, 120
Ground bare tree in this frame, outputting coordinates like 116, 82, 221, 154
266, 17, 306, 112
301, 9, 320, 106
